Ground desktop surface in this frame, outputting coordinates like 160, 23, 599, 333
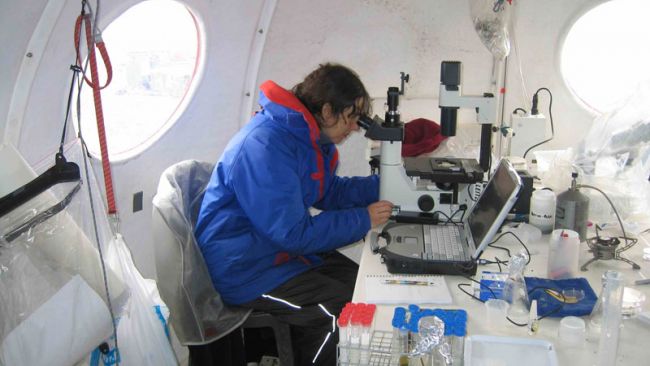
353, 228, 650, 365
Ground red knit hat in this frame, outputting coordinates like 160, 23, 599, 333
401, 118, 447, 157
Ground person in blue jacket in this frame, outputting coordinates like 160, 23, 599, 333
195, 63, 393, 365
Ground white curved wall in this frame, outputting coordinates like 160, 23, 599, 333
1, 0, 605, 278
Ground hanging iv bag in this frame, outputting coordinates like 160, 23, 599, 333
470, 0, 514, 60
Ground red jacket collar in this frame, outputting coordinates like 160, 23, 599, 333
260, 80, 326, 199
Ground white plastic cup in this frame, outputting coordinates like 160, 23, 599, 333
558, 316, 586, 347
529, 189, 556, 234
547, 229, 580, 279
485, 299, 510, 331
643, 247, 650, 261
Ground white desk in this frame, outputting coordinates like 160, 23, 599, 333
352, 229, 650, 365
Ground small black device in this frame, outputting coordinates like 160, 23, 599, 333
510, 169, 533, 217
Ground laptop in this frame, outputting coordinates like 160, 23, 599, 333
375, 158, 522, 276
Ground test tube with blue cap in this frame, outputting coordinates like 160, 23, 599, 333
391, 307, 408, 364
451, 310, 467, 366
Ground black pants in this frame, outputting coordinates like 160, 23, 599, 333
240, 251, 359, 366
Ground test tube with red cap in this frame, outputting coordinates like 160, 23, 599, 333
337, 308, 351, 363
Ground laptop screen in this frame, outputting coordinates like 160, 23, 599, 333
467, 160, 520, 255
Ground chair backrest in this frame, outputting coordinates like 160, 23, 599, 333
152, 160, 251, 345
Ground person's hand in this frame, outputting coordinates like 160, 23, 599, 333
367, 200, 394, 227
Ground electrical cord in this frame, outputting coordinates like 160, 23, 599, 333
487, 243, 511, 257
478, 256, 508, 272
512, 107, 527, 115
488, 231, 531, 265
445, 205, 468, 224
457, 275, 567, 327
74, 1, 120, 360
578, 184, 631, 248
430, 209, 465, 226
523, 87, 554, 158
466, 184, 477, 202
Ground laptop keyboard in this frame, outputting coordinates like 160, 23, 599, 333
423, 225, 469, 261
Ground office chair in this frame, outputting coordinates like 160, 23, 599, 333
152, 160, 293, 365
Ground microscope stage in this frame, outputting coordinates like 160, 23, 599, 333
404, 157, 483, 183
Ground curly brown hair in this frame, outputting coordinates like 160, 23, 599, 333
292, 63, 371, 126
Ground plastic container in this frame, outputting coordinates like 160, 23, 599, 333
595, 271, 624, 366
464, 335, 558, 366
485, 299, 509, 330
558, 316, 586, 347
501, 252, 530, 325
529, 189, 556, 234
555, 173, 590, 241
547, 229, 580, 279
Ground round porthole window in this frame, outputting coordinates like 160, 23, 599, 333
561, 0, 650, 114
75, 0, 201, 160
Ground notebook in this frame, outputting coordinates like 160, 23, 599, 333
364, 274, 452, 304
378, 158, 522, 276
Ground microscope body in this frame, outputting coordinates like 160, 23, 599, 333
438, 61, 497, 173
361, 83, 484, 222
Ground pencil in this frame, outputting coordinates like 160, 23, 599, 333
382, 279, 432, 286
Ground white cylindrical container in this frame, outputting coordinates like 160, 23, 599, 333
547, 229, 580, 279
529, 189, 556, 234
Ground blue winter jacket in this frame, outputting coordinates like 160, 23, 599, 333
195, 80, 379, 305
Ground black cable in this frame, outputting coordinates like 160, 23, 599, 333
528, 286, 566, 320
74, 1, 120, 360
60, 65, 83, 155
459, 206, 467, 222
456, 275, 498, 303
488, 243, 511, 257
489, 231, 531, 265
445, 205, 467, 224
431, 210, 463, 226
457, 277, 567, 327
578, 184, 630, 247
512, 107, 527, 115
523, 87, 554, 158
495, 257, 503, 272
467, 184, 477, 202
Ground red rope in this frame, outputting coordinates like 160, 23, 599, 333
75, 14, 116, 215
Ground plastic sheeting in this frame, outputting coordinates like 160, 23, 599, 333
534, 83, 650, 233
0, 140, 176, 365
151, 160, 251, 345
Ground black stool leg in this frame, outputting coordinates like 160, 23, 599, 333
188, 330, 246, 366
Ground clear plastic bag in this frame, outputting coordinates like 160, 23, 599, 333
0, 238, 114, 366
571, 82, 650, 229
84, 233, 177, 366
1, 141, 175, 365
470, 0, 514, 59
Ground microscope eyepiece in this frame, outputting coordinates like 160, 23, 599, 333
357, 114, 373, 130
385, 87, 401, 127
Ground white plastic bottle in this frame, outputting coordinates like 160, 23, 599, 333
529, 189, 556, 234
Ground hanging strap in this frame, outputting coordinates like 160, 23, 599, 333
75, 12, 116, 215
74, 14, 113, 90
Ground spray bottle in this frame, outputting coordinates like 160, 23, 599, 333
555, 172, 590, 241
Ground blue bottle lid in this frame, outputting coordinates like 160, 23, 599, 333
392, 307, 406, 328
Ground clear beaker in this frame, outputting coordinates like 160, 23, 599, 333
592, 270, 624, 366
501, 251, 530, 325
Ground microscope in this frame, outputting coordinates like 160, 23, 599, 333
358, 61, 496, 223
